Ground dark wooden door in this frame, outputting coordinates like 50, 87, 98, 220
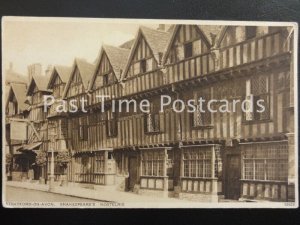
226, 154, 241, 200
128, 157, 137, 191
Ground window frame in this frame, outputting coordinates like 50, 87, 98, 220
184, 42, 193, 59
182, 148, 213, 178
78, 117, 88, 141
106, 111, 118, 138
243, 75, 271, 123
242, 143, 288, 182
191, 89, 213, 129
141, 150, 165, 177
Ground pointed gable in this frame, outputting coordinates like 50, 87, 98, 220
47, 65, 71, 89
62, 58, 95, 98
6, 83, 28, 112
26, 75, 51, 96
47, 65, 72, 98
89, 45, 130, 90
122, 26, 170, 79
216, 26, 235, 48
198, 25, 223, 46
216, 26, 256, 48
162, 24, 211, 64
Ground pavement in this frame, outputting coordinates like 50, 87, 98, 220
6, 186, 101, 202
5, 181, 189, 204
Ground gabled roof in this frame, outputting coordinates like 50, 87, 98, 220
4, 69, 27, 100
198, 25, 223, 46
76, 58, 95, 88
6, 83, 29, 111
26, 74, 51, 96
103, 45, 130, 78
47, 65, 72, 89
62, 58, 95, 98
140, 26, 171, 61
121, 26, 171, 80
89, 45, 130, 90
162, 24, 212, 64
5, 70, 27, 85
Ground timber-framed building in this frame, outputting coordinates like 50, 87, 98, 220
5, 24, 295, 202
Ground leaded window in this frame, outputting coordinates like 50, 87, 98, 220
144, 100, 160, 133
141, 150, 165, 176
192, 89, 211, 127
79, 117, 88, 141
94, 152, 105, 173
106, 111, 117, 137
242, 142, 288, 181
183, 148, 212, 178
244, 75, 270, 121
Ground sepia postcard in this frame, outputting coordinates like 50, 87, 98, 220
2, 16, 298, 208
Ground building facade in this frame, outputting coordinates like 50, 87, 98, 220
5, 24, 295, 202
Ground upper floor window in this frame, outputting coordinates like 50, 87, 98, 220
53, 84, 65, 98
144, 101, 160, 134
171, 39, 203, 63
7, 101, 18, 116
244, 75, 270, 122
132, 58, 154, 76
32, 91, 42, 104
106, 111, 117, 137
103, 74, 109, 86
245, 26, 257, 40
191, 89, 212, 128
140, 59, 147, 73
68, 70, 84, 97
79, 117, 88, 141
69, 82, 84, 96
184, 42, 193, 58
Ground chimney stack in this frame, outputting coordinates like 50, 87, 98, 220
157, 24, 165, 32
28, 63, 42, 83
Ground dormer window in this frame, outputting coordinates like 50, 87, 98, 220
184, 42, 193, 58
140, 59, 147, 73
103, 74, 109, 86
132, 58, 154, 76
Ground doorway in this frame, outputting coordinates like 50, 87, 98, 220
225, 154, 241, 200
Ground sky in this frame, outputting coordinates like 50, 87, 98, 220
2, 17, 159, 77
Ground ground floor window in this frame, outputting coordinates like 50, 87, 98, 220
141, 150, 165, 176
94, 152, 105, 173
242, 142, 288, 181
183, 147, 213, 178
